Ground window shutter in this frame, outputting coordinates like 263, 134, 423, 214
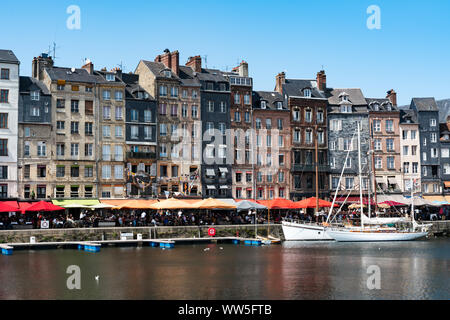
338, 138, 344, 151
339, 120, 342, 131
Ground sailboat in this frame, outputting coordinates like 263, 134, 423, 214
325, 123, 430, 242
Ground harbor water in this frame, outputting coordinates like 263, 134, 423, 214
0, 239, 448, 300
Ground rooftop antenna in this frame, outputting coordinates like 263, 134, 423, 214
117, 61, 126, 72
202, 55, 208, 68
47, 42, 60, 60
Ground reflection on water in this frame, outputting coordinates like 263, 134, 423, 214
0, 240, 448, 300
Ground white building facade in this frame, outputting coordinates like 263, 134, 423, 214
0, 50, 19, 198
399, 110, 421, 194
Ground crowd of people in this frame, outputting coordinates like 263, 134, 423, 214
0, 205, 447, 230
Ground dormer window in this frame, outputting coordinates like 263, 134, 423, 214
304, 89, 311, 98
373, 103, 380, 111
386, 103, 392, 111
277, 102, 283, 110
31, 91, 40, 101
137, 92, 144, 99
339, 92, 349, 102
341, 105, 352, 113
164, 70, 172, 78
106, 74, 115, 82
261, 101, 267, 109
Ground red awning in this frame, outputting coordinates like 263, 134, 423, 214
3, 201, 19, 209
19, 202, 33, 214
0, 202, 20, 213
294, 197, 339, 209
26, 201, 65, 212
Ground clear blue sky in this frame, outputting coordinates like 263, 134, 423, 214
2, 0, 449, 105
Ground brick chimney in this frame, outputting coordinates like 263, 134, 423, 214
186, 56, 202, 73
154, 49, 179, 75
275, 72, 286, 94
235, 60, 248, 77
32, 53, 54, 81
316, 70, 327, 91
386, 89, 397, 106
82, 59, 94, 75
170, 51, 179, 75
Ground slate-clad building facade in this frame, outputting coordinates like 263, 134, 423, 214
119, 72, 157, 197
328, 89, 370, 199
18, 76, 52, 199
439, 118, 450, 195
187, 57, 232, 198
410, 98, 442, 195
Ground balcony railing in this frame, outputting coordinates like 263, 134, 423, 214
291, 164, 330, 172
127, 152, 157, 160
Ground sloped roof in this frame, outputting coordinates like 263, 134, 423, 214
179, 66, 201, 87
141, 60, 180, 80
328, 88, 367, 105
19, 76, 50, 95
366, 97, 398, 111
45, 67, 104, 84
283, 79, 325, 99
119, 73, 155, 100
400, 109, 418, 124
412, 97, 438, 111
195, 68, 228, 82
0, 49, 19, 64
252, 91, 286, 110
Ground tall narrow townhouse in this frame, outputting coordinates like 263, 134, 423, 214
93, 67, 127, 199
186, 56, 232, 198
222, 61, 254, 199
410, 98, 442, 195
136, 50, 201, 196
328, 89, 370, 203
275, 71, 329, 201
33, 54, 99, 199
18, 77, 52, 199
0, 50, 19, 199
399, 109, 421, 195
252, 91, 291, 200
440, 116, 450, 196
118, 72, 158, 198
366, 91, 402, 199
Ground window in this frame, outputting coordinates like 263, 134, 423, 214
330, 119, 342, 131
103, 125, 111, 138
86, 86, 93, 93
103, 90, 111, 100
423, 138, 427, 146
208, 101, 214, 112
413, 162, 418, 174
266, 118, 272, 129
0, 90, 9, 103
192, 106, 198, 118
85, 101, 93, 115
56, 166, 65, 178
234, 111, 241, 122
345, 157, 351, 168
386, 120, 394, 132
403, 162, 410, 173
318, 131, 324, 144
403, 146, 409, 155
102, 165, 111, 179
266, 135, 272, 147
431, 133, 437, 143
85, 143, 93, 157
85, 122, 93, 135
293, 110, 300, 121
103, 106, 111, 120
0, 166, 7, 180
0, 113, 7, 129
182, 105, 188, 118
220, 102, 227, 113
85, 166, 93, 178
294, 129, 301, 143
345, 177, 354, 190
131, 126, 138, 139
340, 105, 352, 113
115, 106, 123, 120
430, 119, 437, 127
387, 156, 395, 169
373, 120, 381, 132
402, 130, 408, 140
423, 152, 427, 161
442, 148, 450, 158
115, 91, 123, 101
71, 143, 79, 157
305, 109, 312, 122
160, 144, 167, 158
160, 124, 167, 136
304, 89, 311, 98
431, 148, 438, 158
255, 118, 261, 129
331, 177, 340, 189
38, 165, 46, 178
115, 165, 124, 179
159, 103, 167, 116
0, 68, 10, 80
171, 104, 178, 117
386, 139, 394, 152
85, 186, 93, 198
31, 91, 40, 101
0, 138, 8, 156
412, 146, 417, 155
192, 90, 198, 98
317, 110, 324, 123
37, 142, 46, 156
71, 166, 80, 178
343, 138, 353, 151
24, 165, 30, 179
411, 130, 417, 140
106, 74, 115, 81
56, 143, 65, 156
234, 93, 240, 104
244, 94, 250, 105
57, 99, 65, 109
144, 110, 152, 122
374, 139, 382, 151
375, 157, 382, 169
57, 84, 65, 91
114, 125, 122, 138
219, 123, 226, 135
279, 136, 284, 147
102, 145, 111, 161
278, 171, 285, 183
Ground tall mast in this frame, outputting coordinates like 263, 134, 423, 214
358, 122, 364, 229
370, 122, 378, 212
315, 124, 319, 220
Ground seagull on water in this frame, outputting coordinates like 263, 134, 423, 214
95, 275, 100, 281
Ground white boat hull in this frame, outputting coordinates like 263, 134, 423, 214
326, 229, 428, 242
282, 221, 333, 241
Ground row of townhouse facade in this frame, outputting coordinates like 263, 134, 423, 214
0, 48, 449, 201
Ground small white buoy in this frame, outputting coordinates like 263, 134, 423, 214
204, 248, 210, 252
95, 275, 99, 281
220, 247, 223, 250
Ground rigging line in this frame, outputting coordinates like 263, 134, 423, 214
377, 186, 405, 216
330, 187, 353, 223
